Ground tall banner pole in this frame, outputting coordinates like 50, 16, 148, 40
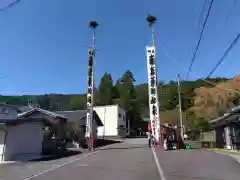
86, 21, 98, 151
146, 15, 161, 144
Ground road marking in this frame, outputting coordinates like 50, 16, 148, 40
215, 151, 240, 163
23, 144, 114, 180
152, 148, 167, 180
76, 164, 90, 167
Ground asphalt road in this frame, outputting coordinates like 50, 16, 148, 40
156, 149, 240, 180
0, 138, 240, 180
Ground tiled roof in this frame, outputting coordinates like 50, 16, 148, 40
211, 104, 240, 125
18, 106, 32, 112
18, 108, 68, 120
56, 110, 103, 126
56, 110, 86, 123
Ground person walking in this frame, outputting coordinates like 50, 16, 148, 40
147, 131, 153, 147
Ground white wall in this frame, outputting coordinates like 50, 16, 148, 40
117, 106, 127, 137
224, 126, 232, 150
0, 129, 6, 162
4, 122, 44, 161
94, 105, 118, 137
117, 106, 126, 126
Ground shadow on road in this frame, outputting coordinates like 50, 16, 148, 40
96, 139, 123, 148
100, 145, 146, 151
28, 150, 82, 162
27, 139, 122, 162
125, 135, 147, 139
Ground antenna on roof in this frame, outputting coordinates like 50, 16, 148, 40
28, 99, 32, 108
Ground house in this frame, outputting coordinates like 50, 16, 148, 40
0, 104, 67, 162
93, 105, 127, 138
211, 105, 240, 150
56, 110, 103, 144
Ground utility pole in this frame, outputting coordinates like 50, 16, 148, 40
146, 14, 161, 144
86, 21, 98, 151
177, 74, 184, 139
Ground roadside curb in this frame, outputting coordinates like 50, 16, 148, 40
205, 149, 240, 164
217, 152, 240, 163
0, 161, 15, 165
204, 148, 240, 153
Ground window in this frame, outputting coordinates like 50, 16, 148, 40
118, 113, 122, 118
1, 107, 9, 115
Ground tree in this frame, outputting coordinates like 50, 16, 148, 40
112, 80, 121, 99
97, 73, 114, 105
116, 70, 141, 129
186, 111, 211, 140
69, 95, 86, 110
67, 122, 81, 142
37, 95, 51, 110
135, 83, 148, 107
117, 70, 136, 109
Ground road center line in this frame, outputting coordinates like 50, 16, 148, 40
152, 148, 167, 180
23, 144, 114, 180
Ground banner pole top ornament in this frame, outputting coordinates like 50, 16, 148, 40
146, 14, 157, 27
88, 21, 99, 51
146, 15, 156, 46
89, 21, 99, 29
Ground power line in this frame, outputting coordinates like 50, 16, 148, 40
225, 0, 237, 23
186, 0, 215, 80
158, 42, 240, 94
0, 0, 20, 11
207, 33, 240, 78
198, 0, 208, 28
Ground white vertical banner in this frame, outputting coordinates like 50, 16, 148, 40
86, 48, 94, 139
146, 45, 160, 142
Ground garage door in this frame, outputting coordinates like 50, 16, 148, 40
0, 130, 6, 162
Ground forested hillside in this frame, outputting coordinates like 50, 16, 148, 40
1, 70, 238, 137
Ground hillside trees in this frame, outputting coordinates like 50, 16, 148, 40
0, 72, 234, 130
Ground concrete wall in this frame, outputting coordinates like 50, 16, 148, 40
0, 129, 6, 162
200, 131, 216, 141
4, 122, 44, 161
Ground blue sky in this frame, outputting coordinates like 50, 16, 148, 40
0, 0, 239, 95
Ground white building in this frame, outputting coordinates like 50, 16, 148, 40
94, 105, 127, 138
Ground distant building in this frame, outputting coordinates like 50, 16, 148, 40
94, 105, 127, 138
